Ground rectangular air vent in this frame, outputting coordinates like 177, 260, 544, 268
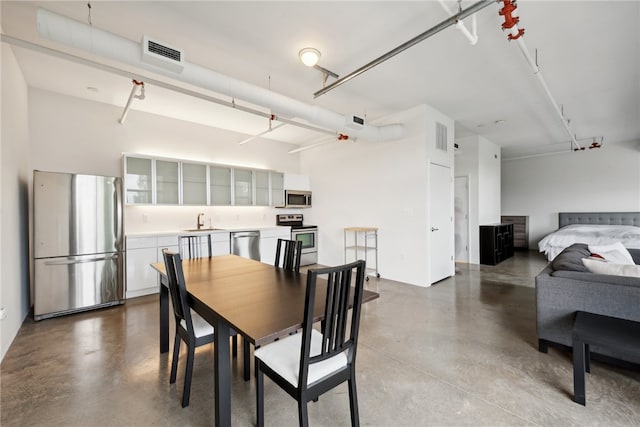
436, 122, 448, 152
142, 35, 185, 73
346, 115, 365, 130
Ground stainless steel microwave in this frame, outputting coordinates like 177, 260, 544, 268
283, 190, 312, 208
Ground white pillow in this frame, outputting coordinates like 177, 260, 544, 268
588, 242, 635, 265
582, 258, 640, 278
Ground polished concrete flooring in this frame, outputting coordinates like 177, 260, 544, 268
2, 251, 639, 426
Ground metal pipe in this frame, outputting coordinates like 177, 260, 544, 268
238, 122, 287, 145
119, 80, 143, 124
438, 0, 479, 45
287, 137, 336, 154
313, 0, 495, 98
507, 25, 581, 150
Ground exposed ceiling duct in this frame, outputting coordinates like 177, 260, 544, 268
36, 8, 406, 142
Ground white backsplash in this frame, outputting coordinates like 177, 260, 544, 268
125, 205, 302, 233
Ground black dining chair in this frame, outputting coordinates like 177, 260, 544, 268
178, 234, 212, 259
274, 238, 303, 273
162, 249, 240, 407
255, 259, 367, 427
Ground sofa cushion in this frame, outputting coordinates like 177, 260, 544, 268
551, 243, 591, 272
583, 258, 640, 278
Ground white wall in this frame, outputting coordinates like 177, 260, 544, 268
301, 104, 454, 287
28, 89, 302, 233
454, 135, 501, 263
478, 137, 501, 225
1, 44, 31, 361
502, 141, 640, 248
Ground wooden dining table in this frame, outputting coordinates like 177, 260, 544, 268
150, 254, 379, 427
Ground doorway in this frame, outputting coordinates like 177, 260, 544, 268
454, 176, 469, 263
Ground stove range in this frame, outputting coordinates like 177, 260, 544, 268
276, 214, 318, 266
276, 214, 317, 230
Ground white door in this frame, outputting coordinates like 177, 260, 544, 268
454, 176, 469, 263
429, 163, 454, 284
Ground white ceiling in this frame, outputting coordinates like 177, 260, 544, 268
2, 1, 639, 158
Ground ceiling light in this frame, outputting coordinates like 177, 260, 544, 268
299, 48, 320, 67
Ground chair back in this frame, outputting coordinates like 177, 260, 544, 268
298, 259, 366, 387
162, 249, 194, 336
179, 234, 212, 259
274, 238, 303, 272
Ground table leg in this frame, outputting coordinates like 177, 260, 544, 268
573, 339, 586, 405
159, 278, 169, 354
215, 318, 231, 427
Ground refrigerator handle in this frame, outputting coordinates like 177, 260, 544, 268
115, 178, 124, 251
44, 254, 120, 266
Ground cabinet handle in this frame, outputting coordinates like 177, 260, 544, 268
431, 227, 439, 232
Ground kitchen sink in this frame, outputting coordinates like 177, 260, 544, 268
183, 228, 224, 232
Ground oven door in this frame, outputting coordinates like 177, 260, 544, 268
292, 228, 318, 266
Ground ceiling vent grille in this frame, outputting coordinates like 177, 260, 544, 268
436, 122, 448, 152
142, 36, 185, 73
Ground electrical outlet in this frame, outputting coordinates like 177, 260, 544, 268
142, 214, 148, 223
0, 307, 6, 320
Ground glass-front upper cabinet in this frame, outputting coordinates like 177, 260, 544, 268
271, 172, 284, 207
210, 165, 232, 205
125, 157, 152, 204
156, 160, 179, 204
123, 155, 286, 207
182, 162, 207, 205
233, 168, 253, 206
255, 170, 270, 206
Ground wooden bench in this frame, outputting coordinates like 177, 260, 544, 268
572, 311, 640, 405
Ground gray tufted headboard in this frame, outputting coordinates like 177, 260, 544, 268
559, 212, 640, 228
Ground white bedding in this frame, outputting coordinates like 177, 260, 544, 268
538, 224, 640, 261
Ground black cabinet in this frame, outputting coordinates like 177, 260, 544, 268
480, 223, 514, 265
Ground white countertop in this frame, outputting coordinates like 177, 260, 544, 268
126, 225, 290, 239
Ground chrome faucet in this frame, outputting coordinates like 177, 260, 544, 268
197, 212, 205, 230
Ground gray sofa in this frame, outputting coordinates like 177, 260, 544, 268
535, 243, 640, 365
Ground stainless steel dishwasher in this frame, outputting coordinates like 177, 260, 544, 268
230, 231, 261, 261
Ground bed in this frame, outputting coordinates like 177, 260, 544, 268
538, 212, 640, 261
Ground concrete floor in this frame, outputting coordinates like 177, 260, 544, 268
2, 251, 639, 426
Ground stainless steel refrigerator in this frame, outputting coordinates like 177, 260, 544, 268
33, 170, 125, 320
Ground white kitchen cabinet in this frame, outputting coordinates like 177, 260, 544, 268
234, 168, 253, 206
210, 165, 232, 205
255, 170, 270, 206
124, 156, 152, 204
156, 159, 179, 204
211, 231, 231, 256
283, 173, 310, 191
271, 172, 284, 207
259, 227, 292, 265
126, 235, 178, 299
126, 236, 160, 299
124, 154, 284, 207
182, 162, 207, 205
